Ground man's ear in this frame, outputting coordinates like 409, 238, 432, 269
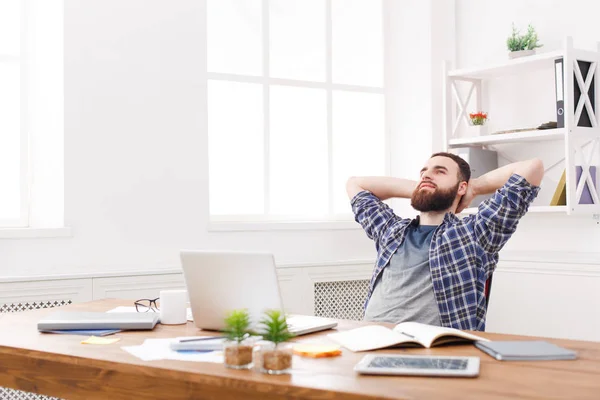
457, 181, 468, 196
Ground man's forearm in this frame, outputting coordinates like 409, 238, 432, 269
471, 158, 544, 196
346, 176, 418, 201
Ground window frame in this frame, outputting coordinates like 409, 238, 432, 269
0, 0, 30, 228
207, 0, 390, 228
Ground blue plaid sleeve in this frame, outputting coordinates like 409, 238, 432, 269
472, 174, 540, 254
351, 190, 401, 243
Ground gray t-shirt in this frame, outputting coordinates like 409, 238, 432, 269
363, 224, 441, 326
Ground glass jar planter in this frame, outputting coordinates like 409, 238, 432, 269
257, 342, 293, 374
467, 121, 488, 136
223, 338, 255, 369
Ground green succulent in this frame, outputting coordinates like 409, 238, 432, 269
223, 309, 251, 343
258, 309, 295, 344
507, 23, 542, 51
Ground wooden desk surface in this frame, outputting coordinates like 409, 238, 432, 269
0, 299, 598, 400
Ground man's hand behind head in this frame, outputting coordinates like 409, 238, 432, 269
456, 179, 476, 213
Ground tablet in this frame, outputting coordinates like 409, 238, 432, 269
354, 354, 480, 377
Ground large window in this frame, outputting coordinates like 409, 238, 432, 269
0, 0, 27, 226
207, 0, 386, 221
0, 1, 63, 229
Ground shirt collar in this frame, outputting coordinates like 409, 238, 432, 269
410, 212, 459, 226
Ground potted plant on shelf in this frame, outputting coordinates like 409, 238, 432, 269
468, 111, 488, 135
223, 309, 254, 369
507, 23, 542, 59
469, 111, 487, 126
256, 309, 295, 374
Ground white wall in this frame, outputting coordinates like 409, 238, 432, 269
0, 0, 376, 278
388, 0, 455, 217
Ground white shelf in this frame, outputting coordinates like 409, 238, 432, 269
460, 205, 567, 215
448, 50, 563, 80
448, 128, 566, 148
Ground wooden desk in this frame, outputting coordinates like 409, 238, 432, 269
0, 299, 598, 400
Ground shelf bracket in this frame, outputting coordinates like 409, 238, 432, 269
573, 138, 600, 205
451, 81, 476, 138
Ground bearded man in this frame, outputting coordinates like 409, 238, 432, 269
346, 152, 544, 330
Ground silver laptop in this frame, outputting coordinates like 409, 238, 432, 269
180, 250, 337, 335
37, 311, 159, 331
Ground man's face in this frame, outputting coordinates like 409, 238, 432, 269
411, 156, 463, 212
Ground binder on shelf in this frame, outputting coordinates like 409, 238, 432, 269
550, 170, 567, 206
554, 58, 564, 128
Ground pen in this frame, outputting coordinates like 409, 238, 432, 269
179, 336, 226, 343
399, 331, 416, 339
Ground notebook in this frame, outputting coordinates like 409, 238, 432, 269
474, 341, 577, 361
328, 322, 487, 352
37, 311, 159, 331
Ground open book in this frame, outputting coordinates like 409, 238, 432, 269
327, 322, 489, 352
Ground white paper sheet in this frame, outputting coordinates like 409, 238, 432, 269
122, 338, 223, 363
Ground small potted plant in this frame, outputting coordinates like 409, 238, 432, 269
256, 309, 295, 374
468, 111, 488, 135
507, 23, 542, 59
223, 309, 254, 369
469, 111, 487, 126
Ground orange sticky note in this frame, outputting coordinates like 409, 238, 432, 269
293, 344, 342, 358
81, 336, 120, 345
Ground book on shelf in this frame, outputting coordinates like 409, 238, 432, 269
327, 321, 488, 352
550, 170, 567, 206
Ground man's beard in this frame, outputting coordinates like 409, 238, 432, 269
411, 182, 460, 212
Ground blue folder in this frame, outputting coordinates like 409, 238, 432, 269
40, 329, 121, 336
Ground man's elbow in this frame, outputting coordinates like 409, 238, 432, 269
346, 176, 357, 191
346, 177, 363, 200
527, 158, 544, 186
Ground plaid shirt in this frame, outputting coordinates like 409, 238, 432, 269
352, 174, 540, 331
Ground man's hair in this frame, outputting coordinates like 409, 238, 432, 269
430, 152, 471, 182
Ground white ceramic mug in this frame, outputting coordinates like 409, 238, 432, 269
159, 289, 187, 325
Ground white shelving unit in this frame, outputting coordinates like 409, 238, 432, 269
444, 37, 600, 215
448, 128, 566, 148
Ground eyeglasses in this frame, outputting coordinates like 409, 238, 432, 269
134, 298, 159, 312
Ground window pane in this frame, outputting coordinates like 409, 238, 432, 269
208, 80, 263, 215
332, 91, 385, 214
0, 0, 20, 56
270, 0, 325, 81
0, 63, 21, 218
332, 0, 383, 87
207, 0, 262, 76
270, 86, 327, 215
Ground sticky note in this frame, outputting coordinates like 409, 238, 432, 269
293, 344, 342, 358
81, 336, 121, 345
